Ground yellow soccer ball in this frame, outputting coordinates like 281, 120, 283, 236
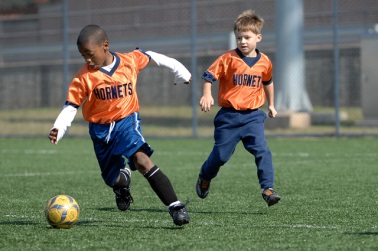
45, 195, 80, 229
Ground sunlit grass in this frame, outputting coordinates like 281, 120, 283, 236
0, 138, 377, 250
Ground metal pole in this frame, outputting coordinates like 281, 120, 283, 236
190, 0, 198, 137
275, 0, 312, 112
63, 0, 69, 99
333, 0, 340, 137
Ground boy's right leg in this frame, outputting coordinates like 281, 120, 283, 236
262, 188, 281, 207
196, 146, 227, 199
197, 108, 240, 199
196, 175, 211, 199
197, 134, 238, 199
90, 133, 134, 211
112, 168, 133, 211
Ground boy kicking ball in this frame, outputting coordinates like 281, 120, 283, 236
48, 25, 191, 225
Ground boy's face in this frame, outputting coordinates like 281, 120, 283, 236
78, 38, 109, 70
234, 30, 262, 57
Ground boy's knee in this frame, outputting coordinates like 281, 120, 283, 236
210, 148, 230, 167
132, 151, 154, 173
103, 175, 117, 187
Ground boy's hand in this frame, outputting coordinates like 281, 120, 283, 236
48, 128, 59, 145
268, 106, 277, 118
184, 78, 192, 85
174, 78, 191, 85
199, 95, 214, 112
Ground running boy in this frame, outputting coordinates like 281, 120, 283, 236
196, 10, 281, 206
48, 24, 190, 225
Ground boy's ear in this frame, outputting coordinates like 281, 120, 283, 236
257, 34, 262, 42
103, 40, 109, 50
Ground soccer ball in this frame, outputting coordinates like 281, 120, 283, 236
45, 195, 80, 229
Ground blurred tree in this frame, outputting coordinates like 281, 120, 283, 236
0, 0, 54, 14
0, 0, 33, 9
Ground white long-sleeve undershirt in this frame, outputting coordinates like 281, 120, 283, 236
146, 51, 191, 84
51, 104, 78, 142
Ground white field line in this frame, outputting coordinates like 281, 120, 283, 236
3, 149, 376, 157
4, 214, 378, 230
1, 149, 58, 154
273, 152, 310, 157
2, 170, 97, 177
155, 151, 209, 156
1, 214, 339, 229
156, 151, 377, 158
1, 149, 93, 154
4, 214, 39, 219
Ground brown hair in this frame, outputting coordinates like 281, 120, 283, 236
233, 10, 264, 34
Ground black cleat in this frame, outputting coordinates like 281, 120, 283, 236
262, 188, 281, 207
196, 175, 211, 199
169, 203, 190, 226
113, 168, 133, 211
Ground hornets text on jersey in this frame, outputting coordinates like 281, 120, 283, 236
66, 49, 150, 124
203, 48, 272, 110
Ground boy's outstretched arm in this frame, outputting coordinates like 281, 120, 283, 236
263, 82, 277, 118
145, 51, 191, 85
48, 104, 77, 144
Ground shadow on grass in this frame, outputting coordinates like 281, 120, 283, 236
136, 225, 187, 230
191, 210, 264, 215
0, 220, 73, 230
96, 207, 167, 213
97, 206, 263, 215
76, 219, 186, 230
96, 207, 118, 212
0, 221, 40, 226
344, 232, 378, 236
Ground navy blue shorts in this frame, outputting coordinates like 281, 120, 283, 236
89, 112, 154, 187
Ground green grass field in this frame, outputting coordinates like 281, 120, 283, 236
1, 137, 377, 250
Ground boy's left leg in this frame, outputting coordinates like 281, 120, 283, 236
133, 151, 190, 226
241, 110, 280, 206
143, 164, 189, 226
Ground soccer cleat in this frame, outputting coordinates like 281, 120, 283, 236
169, 203, 190, 226
114, 187, 133, 211
196, 175, 211, 199
113, 168, 133, 211
262, 188, 281, 207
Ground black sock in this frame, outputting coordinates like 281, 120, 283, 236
112, 169, 130, 190
144, 165, 178, 206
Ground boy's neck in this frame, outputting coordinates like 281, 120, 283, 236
236, 48, 259, 58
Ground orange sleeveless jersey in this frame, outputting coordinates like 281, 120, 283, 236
206, 49, 273, 110
66, 50, 150, 124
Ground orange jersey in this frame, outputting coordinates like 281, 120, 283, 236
66, 49, 150, 124
203, 49, 273, 110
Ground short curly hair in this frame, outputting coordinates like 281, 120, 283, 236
77, 24, 108, 47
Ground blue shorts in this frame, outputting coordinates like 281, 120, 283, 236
89, 112, 154, 187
